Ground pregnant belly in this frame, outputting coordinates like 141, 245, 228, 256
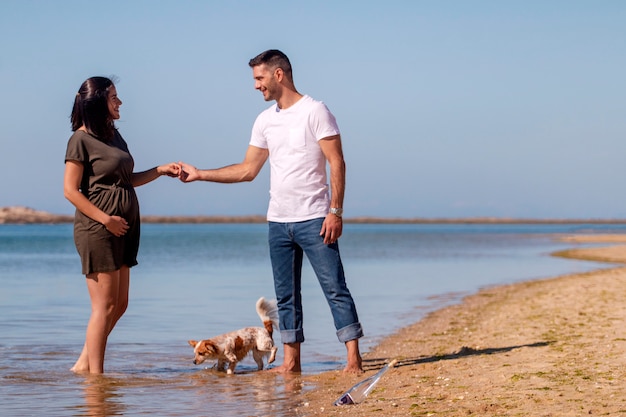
89, 184, 139, 219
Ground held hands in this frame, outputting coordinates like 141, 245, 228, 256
156, 161, 198, 182
177, 161, 199, 183
153, 161, 198, 182
157, 163, 183, 178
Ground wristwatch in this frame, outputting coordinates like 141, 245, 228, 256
330, 207, 343, 218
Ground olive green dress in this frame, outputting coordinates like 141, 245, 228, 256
65, 130, 140, 274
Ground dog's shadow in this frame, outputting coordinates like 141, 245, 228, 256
363, 341, 552, 371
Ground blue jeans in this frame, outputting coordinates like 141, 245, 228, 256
268, 218, 363, 344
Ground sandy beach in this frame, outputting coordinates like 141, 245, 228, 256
297, 235, 626, 416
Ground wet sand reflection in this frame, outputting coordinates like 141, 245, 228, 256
72, 366, 309, 417
80, 375, 126, 417
186, 367, 307, 416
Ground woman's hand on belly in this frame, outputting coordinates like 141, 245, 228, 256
103, 215, 129, 237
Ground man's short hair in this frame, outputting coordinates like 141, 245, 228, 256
249, 49, 293, 80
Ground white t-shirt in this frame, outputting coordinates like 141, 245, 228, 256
250, 95, 341, 222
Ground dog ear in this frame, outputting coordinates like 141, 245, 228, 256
188, 340, 197, 347
201, 340, 217, 353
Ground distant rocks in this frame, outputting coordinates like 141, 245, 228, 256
0, 206, 74, 224
0, 206, 266, 224
2, 206, 624, 225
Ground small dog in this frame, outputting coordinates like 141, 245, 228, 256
188, 297, 279, 374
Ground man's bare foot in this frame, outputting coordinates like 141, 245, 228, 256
343, 361, 363, 374
343, 339, 363, 373
268, 343, 301, 373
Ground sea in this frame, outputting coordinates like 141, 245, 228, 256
1, 222, 625, 416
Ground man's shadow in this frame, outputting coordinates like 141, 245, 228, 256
363, 341, 551, 371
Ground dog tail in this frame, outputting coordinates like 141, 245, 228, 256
256, 297, 279, 338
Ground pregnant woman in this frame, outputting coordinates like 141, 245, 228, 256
64, 76, 181, 374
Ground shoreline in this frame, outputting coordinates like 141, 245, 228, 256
296, 235, 626, 416
3, 206, 626, 224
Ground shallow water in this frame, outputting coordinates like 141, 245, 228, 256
1, 222, 623, 416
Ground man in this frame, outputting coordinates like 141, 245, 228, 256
179, 49, 363, 373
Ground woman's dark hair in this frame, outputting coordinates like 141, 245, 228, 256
248, 49, 293, 82
71, 76, 116, 141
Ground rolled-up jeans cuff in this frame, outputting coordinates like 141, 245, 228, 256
336, 322, 364, 343
280, 329, 305, 344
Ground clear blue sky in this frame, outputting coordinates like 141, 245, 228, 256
1, 1, 625, 219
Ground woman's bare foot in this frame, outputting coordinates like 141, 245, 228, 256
70, 362, 90, 373
71, 345, 90, 373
